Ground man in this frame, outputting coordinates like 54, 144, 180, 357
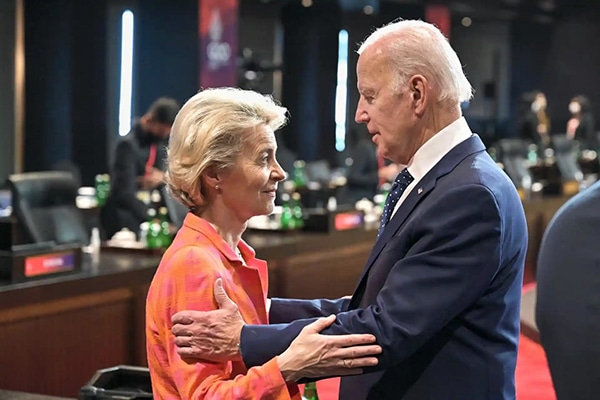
171, 20, 528, 399
101, 97, 180, 239
536, 181, 600, 400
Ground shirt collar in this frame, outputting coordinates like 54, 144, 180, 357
405, 116, 473, 182
182, 213, 256, 265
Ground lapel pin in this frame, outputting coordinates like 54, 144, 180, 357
417, 187, 423, 194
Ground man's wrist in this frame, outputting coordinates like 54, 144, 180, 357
233, 326, 244, 361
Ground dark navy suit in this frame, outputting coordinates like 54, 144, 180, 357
241, 135, 527, 399
536, 181, 600, 400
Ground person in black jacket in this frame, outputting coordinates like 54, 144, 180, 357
101, 97, 180, 239
566, 95, 596, 150
343, 128, 402, 205
518, 90, 551, 152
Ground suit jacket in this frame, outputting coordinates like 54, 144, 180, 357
536, 181, 600, 400
102, 120, 168, 239
344, 138, 380, 204
146, 213, 300, 399
240, 134, 528, 400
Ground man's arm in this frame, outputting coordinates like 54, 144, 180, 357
269, 297, 350, 324
111, 140, 147, 221
172, 185, 522, 376
239, 185, 511, 370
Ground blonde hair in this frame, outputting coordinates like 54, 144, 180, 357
358, 19, 473, 104
166, 87, 288, 209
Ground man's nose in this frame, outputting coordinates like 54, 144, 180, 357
355, 106, 367, 123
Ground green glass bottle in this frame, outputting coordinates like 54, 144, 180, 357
95, 174, 107, 206
292, 160, 308, 190
280, 193, 295, 230
146, 208, 161, 249
302, 382, 319, 400
291, 192, 304, 229
159, 206, 172, 247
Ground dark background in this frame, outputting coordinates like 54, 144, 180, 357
2, 0, 600, 185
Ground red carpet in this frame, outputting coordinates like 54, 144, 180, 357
300, 334, 555, 400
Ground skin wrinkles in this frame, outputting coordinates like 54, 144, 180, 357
355, 39, 460, 166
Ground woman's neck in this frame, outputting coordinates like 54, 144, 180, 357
195, 207, 246, 251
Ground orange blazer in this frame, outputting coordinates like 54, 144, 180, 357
146, 212, 300, 399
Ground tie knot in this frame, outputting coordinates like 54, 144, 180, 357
393, 168, 414, 187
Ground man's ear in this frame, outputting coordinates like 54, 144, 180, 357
409, 75, 428, 115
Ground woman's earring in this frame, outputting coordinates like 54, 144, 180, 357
215, 184, 220, 190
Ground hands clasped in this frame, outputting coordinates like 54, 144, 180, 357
171, 279, 382, 381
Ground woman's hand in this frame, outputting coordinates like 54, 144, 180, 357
277, 315, 381, 382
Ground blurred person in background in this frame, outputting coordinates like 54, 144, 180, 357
170, 20, 527, 400
343, 127, 402, 205
536, 180, 600, 400
566, 95, 596, 149
519, 90, 551, 151
146, 87, 381, 399
101, 97, 180, 239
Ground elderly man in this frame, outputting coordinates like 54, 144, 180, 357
170, 20, 527, 400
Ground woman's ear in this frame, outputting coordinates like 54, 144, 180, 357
202, 166, 220, 190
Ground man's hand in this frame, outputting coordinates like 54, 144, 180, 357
171, 279, 244, 361
277, 315, 381, 382
138, 168, 164, 190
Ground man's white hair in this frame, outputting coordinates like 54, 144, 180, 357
358, 19, 473, 104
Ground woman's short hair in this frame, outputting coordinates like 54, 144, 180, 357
358, 19, 473, 105
166, 87, 288, 209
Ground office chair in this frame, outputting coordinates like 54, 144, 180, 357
497, 138, 533, 188
552, 135, 584, 182
6, 171, 89, 246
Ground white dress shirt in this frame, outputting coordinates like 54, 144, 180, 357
392, 117, 473, 217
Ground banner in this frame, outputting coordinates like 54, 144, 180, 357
199, 0, 238, 89
425, 5, 451, 40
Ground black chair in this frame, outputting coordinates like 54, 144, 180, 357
6, 171, 89, 246
496, 138, 532, 188
552, 135, 583, 182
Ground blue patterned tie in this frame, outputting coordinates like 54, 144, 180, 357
377, 168, 414, 238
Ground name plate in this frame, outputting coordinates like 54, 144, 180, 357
0, 244, 82, 282
304, 208, 365, 232
334, 211, 364, 231
24, 251, 76, 277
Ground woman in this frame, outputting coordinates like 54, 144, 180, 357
566, 95, 596, 149
145, 88, 380, 399
519, 90, 551, 150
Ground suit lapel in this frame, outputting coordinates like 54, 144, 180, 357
350, 135, 487, 305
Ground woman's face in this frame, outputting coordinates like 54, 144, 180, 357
218, 124, 286, 221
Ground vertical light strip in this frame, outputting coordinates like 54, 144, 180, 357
119, 10, 134, 136
14, 0, 25, 172
335, 29, 349, 152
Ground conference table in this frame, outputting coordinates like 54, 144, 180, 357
0, 194, 568, 398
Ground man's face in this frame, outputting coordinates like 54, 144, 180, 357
354, 46, 417, 165
147, 120, 172, 139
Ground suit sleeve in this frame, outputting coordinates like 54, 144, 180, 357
241, 184, 505, 371
269, 297, 350, 324
146, 247, 298, 399
111, 140, 148, 221
346, 141, 379, 186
